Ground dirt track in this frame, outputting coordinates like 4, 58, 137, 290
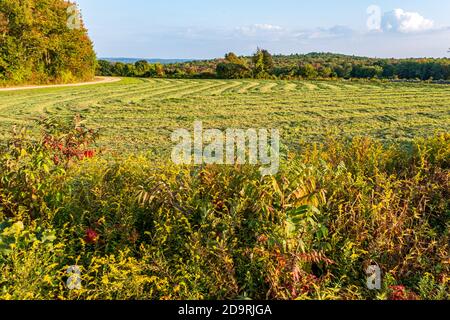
0, 77, 121, 92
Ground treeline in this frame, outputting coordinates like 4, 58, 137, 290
0, 0, 96, 86
97, 50, 450, 81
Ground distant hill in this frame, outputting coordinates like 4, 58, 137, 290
101, 58, 195, 64
97, 52, 450, 81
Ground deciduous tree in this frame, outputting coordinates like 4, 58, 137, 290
0, 0, 96, 85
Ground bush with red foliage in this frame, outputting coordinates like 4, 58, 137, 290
39, 115, 99, 165
389, 285, 419, 300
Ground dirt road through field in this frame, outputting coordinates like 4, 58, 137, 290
0, 77, 121, 92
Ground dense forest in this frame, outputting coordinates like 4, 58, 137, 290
0, 0, 96, 86
98, 50, 450, 81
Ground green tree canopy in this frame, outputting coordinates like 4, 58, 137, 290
0, 0, 96, 85
252, 48, 274, 78
225, 52, 247, 66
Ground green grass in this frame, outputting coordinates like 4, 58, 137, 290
1, 78, 449, 155
1, 78, 448, 300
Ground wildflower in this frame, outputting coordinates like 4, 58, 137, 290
85, 228, 99, 244
389, 285, 418, 300
257, 234, 269, 243
83, 150, 95, 158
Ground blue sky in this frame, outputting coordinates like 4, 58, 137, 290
75, 0, 450, 59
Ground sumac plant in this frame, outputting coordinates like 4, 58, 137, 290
0, 115, 99, 220
39, 115, 99, 166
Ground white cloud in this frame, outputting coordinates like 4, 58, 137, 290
236, 24, 284, 37
382, 9, 435, 33
306, 26, 354, 39
117, 18, 449, 59
234, 24, 354, 41
253, 24, 283, 31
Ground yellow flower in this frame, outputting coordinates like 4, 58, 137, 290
43, 275, 53, 285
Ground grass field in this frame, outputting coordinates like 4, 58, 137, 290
1, 78, 449, 300
0, 78, 449, 155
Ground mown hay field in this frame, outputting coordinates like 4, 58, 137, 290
0, 78, 449, 155
0, 78, 449, 300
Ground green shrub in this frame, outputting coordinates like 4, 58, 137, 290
0, 121, 448, 300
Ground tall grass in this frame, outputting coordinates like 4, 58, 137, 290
0, 122, 448, 300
